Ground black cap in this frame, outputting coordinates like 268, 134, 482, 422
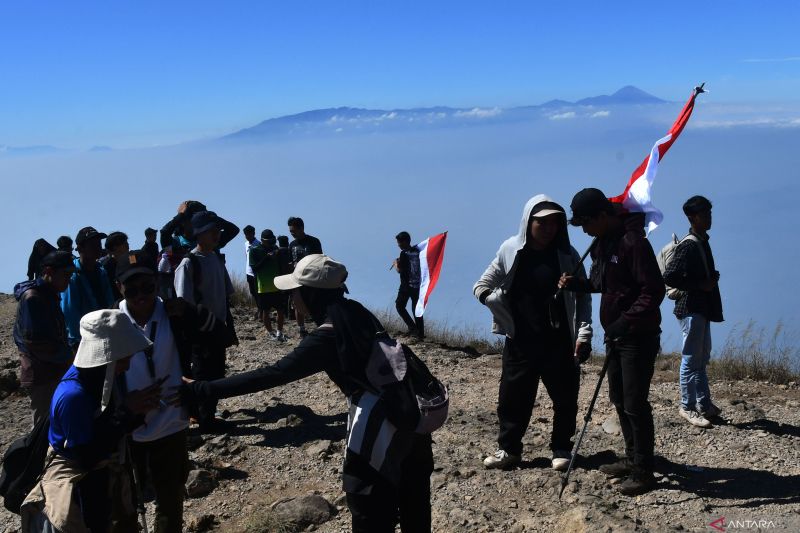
116, 250, 156, 282
191, 211, 219, 236
75, 226, 108, 245
145, 227, 157, 236
41, 250, 75, 270
261, 229, 275, 240
569, 188, 613, 226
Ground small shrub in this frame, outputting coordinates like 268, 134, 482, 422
229, 272, 256, 309
241, 508, 292, 533
709, 321, 799, 384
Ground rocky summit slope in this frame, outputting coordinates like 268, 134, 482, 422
1, 295, 799, 532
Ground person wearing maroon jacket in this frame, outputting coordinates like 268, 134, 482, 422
559, 188, 666, 496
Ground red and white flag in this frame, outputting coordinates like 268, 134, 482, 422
414, 232, 447, 317
610, 84, 705, 234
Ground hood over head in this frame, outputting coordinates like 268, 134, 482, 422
515, 194, 571, 253
14, 279, 40, 301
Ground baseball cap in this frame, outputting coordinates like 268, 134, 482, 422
531, 201, 565, 219
261, 229, 276, 240
274, 254, 348, 291
75, 226, 108, 246
191, 211, 219, 236
569, 188, 613, 226
41, 250, 76, 271
116, 250, 156, 282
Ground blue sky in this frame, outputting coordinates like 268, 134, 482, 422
2, 1, 799, 148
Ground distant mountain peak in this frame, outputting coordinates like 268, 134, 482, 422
576, 86, 666, 106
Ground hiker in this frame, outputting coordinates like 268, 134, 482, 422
393, 232, 425, 338
159, 200, 239, 251
249, 229, 286, 341
473, 196, 593, 471
100, 231, 130, 301
26, 239, 56, 281
116, 250, 227, 532
287, 217, 322, 338
663, 195, 723, 428
173, 211, 238, 432
56, 235, 74, 254
61, 227, 115, 351
20, 310, 165, 533
243, 225, 259, 306
180, 254, 434, 533
142, 228, 160, 269
13, 251, 76, 426
559, 188, 665, 496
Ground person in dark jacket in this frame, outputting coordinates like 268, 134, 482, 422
57, 235, 74, 254
287, 217, 323, 338
393, 232, 424, 338
159, 200, 239, 251
142, 228, 160, 269
663, 195, 723, 428
100, 231, 130, 301
181, 254, 434, 533
14, 250, 75, 426
560, 188, 666, 496
26, 239, 56, 281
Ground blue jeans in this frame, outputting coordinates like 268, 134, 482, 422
679, 314, 712, 411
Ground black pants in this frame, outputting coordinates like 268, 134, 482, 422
191, 343, 226, 426
395, 286, 424, 336
497, 337, 579, 456
606, 334, 659, 471
130, 430, 189, 533
346, 440, 433, 533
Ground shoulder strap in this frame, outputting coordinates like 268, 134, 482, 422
143, 322, 159, 380
188, 253, 203, 303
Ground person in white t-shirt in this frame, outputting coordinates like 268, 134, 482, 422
243, 225, 259, 307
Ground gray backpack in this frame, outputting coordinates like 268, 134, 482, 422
657, 233, 709, 300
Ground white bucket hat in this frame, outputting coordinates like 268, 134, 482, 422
274, 254, 348, 291
74, 309, 153, 410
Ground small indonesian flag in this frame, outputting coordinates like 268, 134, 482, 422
414, 232, 447, 317
610, 84, 705, 234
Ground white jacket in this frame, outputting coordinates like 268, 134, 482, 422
473, 194, 593, 343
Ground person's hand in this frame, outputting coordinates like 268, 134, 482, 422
125, 382, 163, 414
559, 273, 575, 290
177, 201, 190, 215
178, 377, 212, 410
605, 317, 630, 341
164, 297, 188, 317
574, 342, 592, 365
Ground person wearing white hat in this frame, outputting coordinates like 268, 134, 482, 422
473, 194, 593, 472
21, 309, 166, 533
182, 254, 435, 533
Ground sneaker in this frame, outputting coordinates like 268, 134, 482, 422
678, 407, 712, 428
617, 470, 656, 496
274, 332, 287, 342
599, 457, 635, 478
483, 449, 521, 469
551, 450, 572, 471
699, 402, 722, 418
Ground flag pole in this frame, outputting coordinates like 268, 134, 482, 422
554, 237, 596, 302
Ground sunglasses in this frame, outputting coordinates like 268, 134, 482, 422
124, 283, 156, 298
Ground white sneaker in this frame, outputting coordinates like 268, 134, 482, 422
551, 450, 572, 471
700, 402, 722, 418
483, 449, 521, 469
274, 332, 287, 342
678, 407, 712, 428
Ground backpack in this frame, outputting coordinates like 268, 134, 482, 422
0, 414, 52, 514
657, 233, 709, 300
365, 333, 449, 434
187, 252, 238, 348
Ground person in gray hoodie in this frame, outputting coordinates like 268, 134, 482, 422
474, 194, 592, 471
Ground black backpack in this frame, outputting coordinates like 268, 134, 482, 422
0, 414, 52, 514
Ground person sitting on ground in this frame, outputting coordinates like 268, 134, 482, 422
115, 250, 227, 532
21, 309, 165, 533
559, 188, 665, 496
663, 195, 723, 429
62, 227, 115, 351
173, 211, 238, 432
393, 231, 425, 338
142, 228, 160, 269
474, 195, 593, 471
180, 254, 434, 533
100, 231, 130, 301
287, 217, 322, 338
249, 229, 286, 341
56, 235, 74, 255
27, 239, 56, 281
14, 251, 76, 426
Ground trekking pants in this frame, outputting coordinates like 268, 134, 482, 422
606, 334, 659, 471
395, 286, 424, 336
191, 343, 226, 426
496, 337, 579, 456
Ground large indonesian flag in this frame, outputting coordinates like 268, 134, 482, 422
414, 232, 447, 317
610, 84, 705, 233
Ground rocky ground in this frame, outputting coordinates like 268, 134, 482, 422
1, 293, 799, 532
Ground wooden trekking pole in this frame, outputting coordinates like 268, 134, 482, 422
558, 341, 613, 500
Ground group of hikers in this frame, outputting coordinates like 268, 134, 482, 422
9, 189, 723, 532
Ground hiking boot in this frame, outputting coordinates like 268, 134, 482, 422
551, 450, 572, 472
699, 402, 722, 418
483, 449, 521, 470
678, 407, 712, 428
599, 457, 635, 478
617, 470, 656, 496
